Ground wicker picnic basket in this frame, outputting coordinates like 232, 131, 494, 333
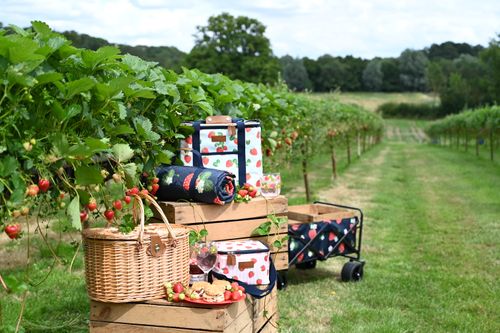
82, 193, 190, 303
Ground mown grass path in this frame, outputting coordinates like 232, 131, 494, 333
279, 122, 500, 332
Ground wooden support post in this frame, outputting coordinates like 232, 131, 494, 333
346, 135, 351, 164
331, 143, 337, 180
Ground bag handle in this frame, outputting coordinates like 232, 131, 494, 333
210, 259, 277, 299
132, 192, 177, 244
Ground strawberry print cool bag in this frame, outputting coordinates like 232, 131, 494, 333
179, 116, 263, 189
211, 240, 277, 299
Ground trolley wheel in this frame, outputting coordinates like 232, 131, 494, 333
277, 271, 288, 290
295, 260, 317, 270
341, 261, 364, 282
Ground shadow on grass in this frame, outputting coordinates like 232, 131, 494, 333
286, 265, 342, 286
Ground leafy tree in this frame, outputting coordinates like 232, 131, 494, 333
339, 56, 367, 91
315, 55, 347, 91
399, 49, 429, 91
303, 57, 321, 91
280, 55, 312, 91
362, 59, 383, 91
184, 12, 280, 83
381, 58, 401, 91
480, 35, 500, 103
426, 41, 484, 60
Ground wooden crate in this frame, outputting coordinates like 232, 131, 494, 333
153, 196, 289, 270
89, 287, 279, 333
287, 203, 359, 224
155, 196, 288, 224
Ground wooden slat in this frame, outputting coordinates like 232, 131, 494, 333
90, 321, 220, 333
155, 196, 288, 225
271, 252, 288, 271
90, 301, 226, 331
155, 218, 288, 241
287, 204, 358, 223
253, 290, 278, 332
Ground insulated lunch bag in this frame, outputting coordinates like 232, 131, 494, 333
179, 116, 263, 188
211, 240, 276, 299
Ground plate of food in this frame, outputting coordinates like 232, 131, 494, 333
165, 280, 246, 306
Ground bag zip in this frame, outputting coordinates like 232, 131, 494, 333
218, 248, 269, 255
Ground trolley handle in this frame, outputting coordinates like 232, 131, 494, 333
313, 201, 364, 223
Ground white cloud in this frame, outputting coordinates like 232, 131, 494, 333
0, 0, 498, 58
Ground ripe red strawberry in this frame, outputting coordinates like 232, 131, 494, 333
231, 291, 240, 301
113, 200, 122, 210
250, 148, 258, 156
238, 189, 248, 197
226, 160, 233, 168
231, 282, 239, 291
140, 189, 149, 196
183, 173, 194, 191
152, 177, 159, 184
184, 155, 192, 163
124, 196, 132, 204
172, 282, 184, 294
249, 190, 257, 198
151, 183, 159, 195
26, 184, 39, 197
224, 290, 232, 301
80, 211, 88, 222
127, 187, 139, 196
38, 179, 50, 192
87, 200, 97, 211
104, 210, 115, 221
5, 224, 21, 239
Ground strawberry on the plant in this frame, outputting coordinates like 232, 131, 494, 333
80, 211, 88, 222
20, 207, 29, 216
104, 210, 115, 221
152, 177, 159, 184
124, 196, 132, 204
113, 200, 122, 210
112, 173, 122, 182
284, 138, 292, 146
26, 184, 39, 197
87, 200, 97, 211
23, 142, 32, 151
5, 224, 21, 239
11, 210, 21, 218
127, 187, 140, 196
151, 183, 159, 195
38, 179, 50, 192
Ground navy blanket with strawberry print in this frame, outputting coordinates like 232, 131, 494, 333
288, 217, 357, 264
155, 165, 236, 205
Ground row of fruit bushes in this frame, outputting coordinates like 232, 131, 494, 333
425, 106, 500, 160
0, 22, 383, 235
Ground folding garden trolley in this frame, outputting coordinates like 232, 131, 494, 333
277, 201, 365, 289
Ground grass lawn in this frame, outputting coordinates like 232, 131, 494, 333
314, 92, 438, 112
1, 119, 499, 332
279, 119, 500, 332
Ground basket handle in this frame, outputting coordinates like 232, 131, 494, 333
132, 192, 178, 243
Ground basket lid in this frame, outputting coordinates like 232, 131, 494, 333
82, 223, 189, 240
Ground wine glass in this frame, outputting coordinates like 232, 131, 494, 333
260, 173, 281, 199
190, 242, 218, 281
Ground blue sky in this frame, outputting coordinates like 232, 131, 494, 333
1, 0, 499, 59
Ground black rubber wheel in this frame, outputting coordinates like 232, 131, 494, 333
295, 260, 317, 270
341, 261, 364, 282
277, 271, 288, 290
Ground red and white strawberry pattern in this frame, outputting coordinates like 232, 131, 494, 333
180, 122, 263, 189
213, 240, 270, 285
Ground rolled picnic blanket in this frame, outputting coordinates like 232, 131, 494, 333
155, 165, 236, 205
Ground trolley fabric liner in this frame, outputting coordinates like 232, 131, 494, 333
288, 216, 358, 265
